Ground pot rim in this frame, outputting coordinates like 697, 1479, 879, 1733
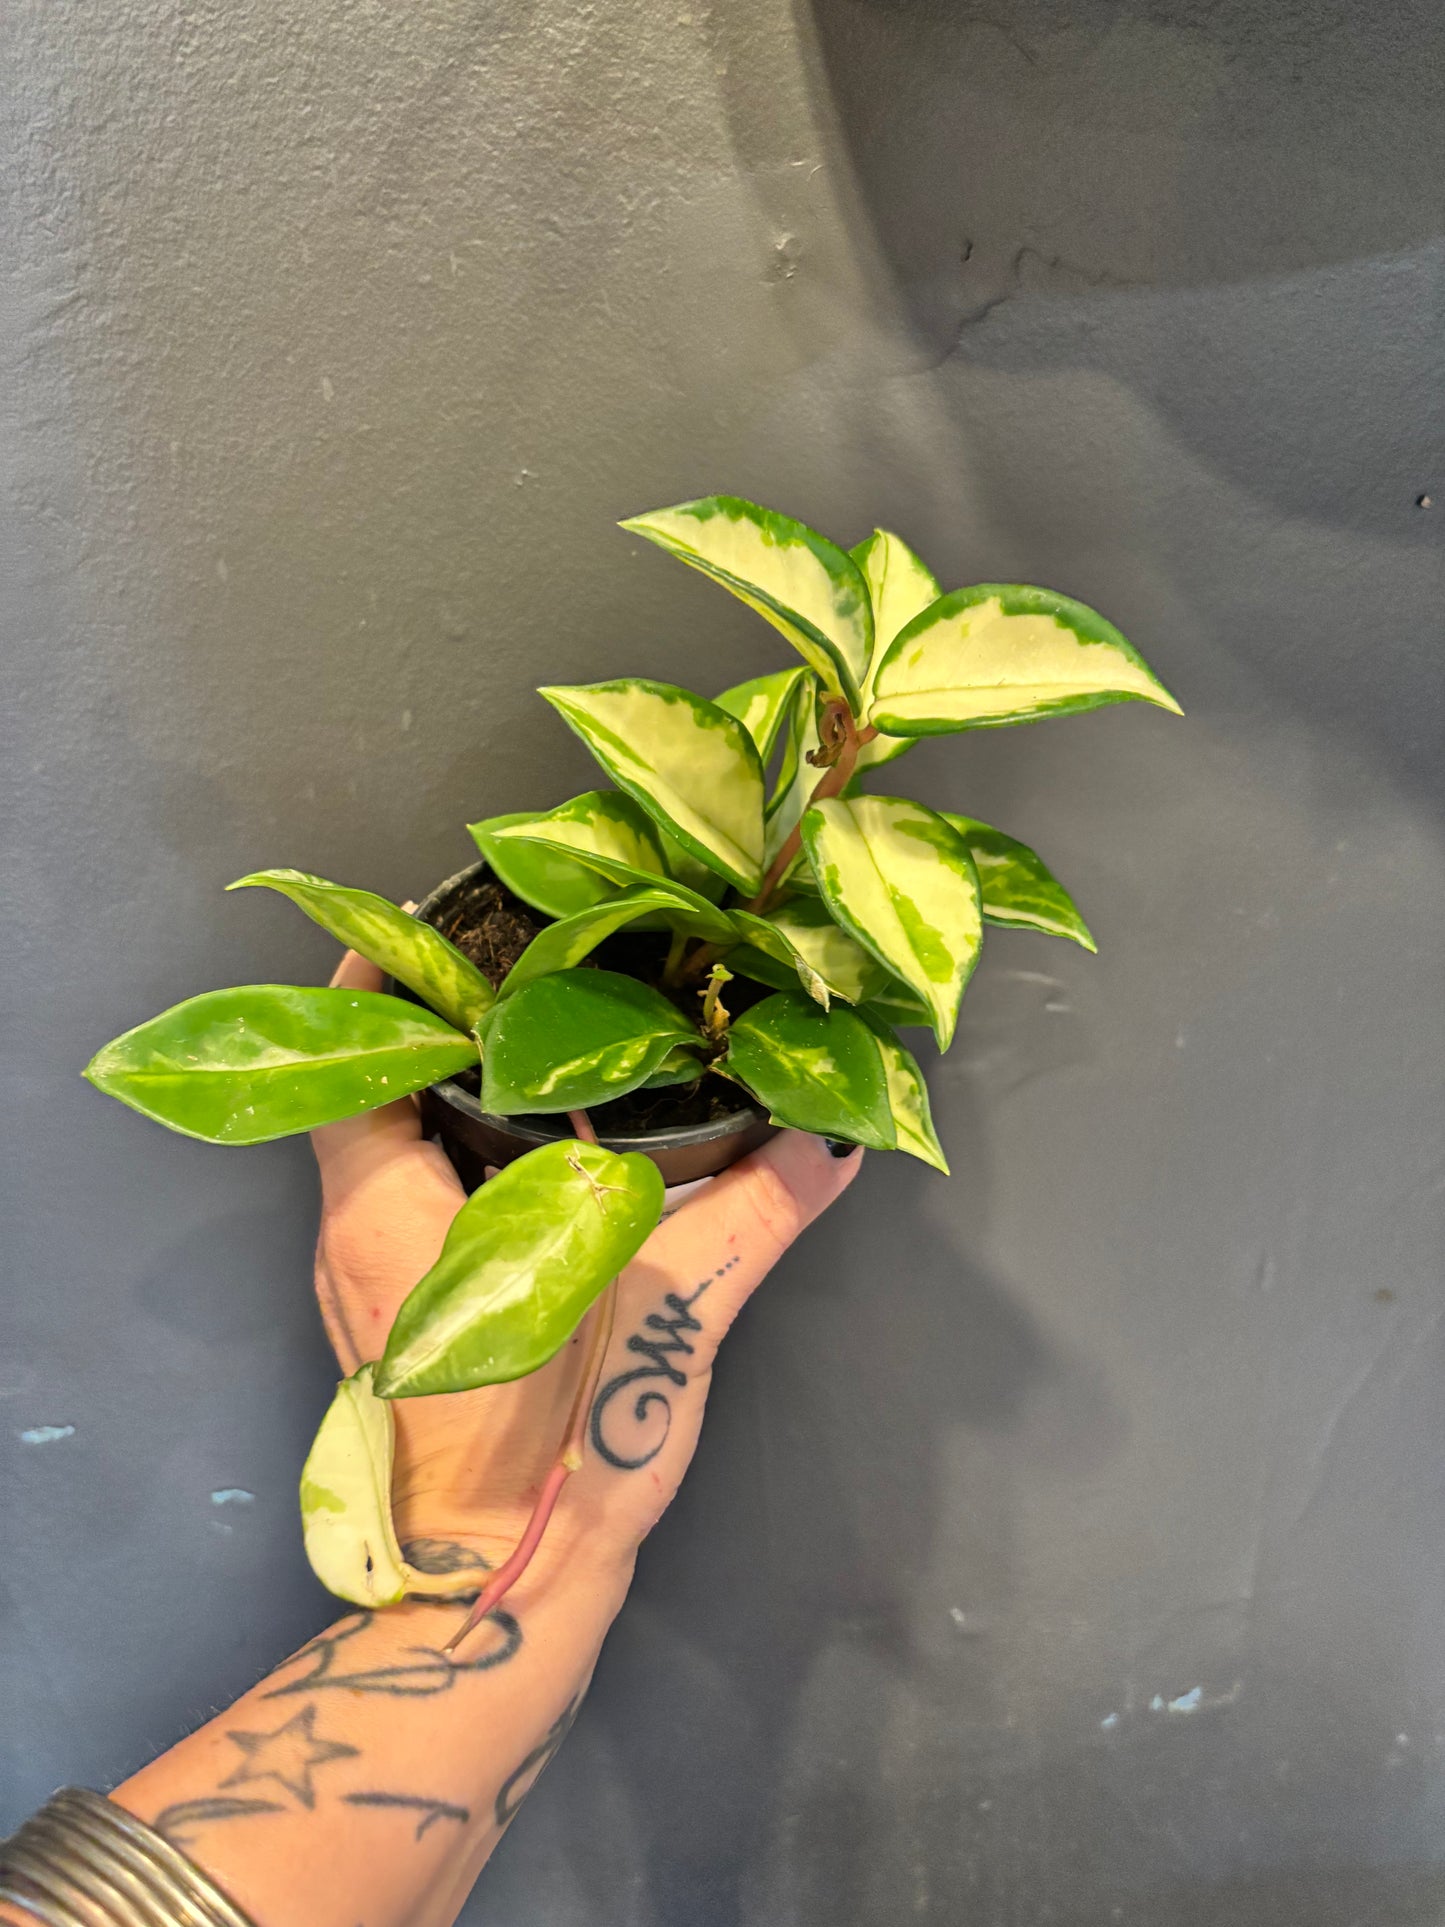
414, 859, 769, 1154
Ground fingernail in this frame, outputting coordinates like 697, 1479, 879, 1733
825, 1138, 861, 1159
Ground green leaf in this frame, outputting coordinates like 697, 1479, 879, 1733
493, 792, 735, 940
856, 1010, 948, 1172
375, 1139, 665, 1397
539, 680, 766, 895
641, 1046, 708, 1090
800, 795, 983, 1051
729, 896, 890, 1006
850, 529, 941, 775
228, 870, 495, 1034
870, 583, 1183, 734
723, 991, 895, 1149
468, 809, 619, 920
498, 886, 715, 999
481, 969, 702, 1115
300, 1364, 409, 1609
941, 813, 1096, 951
725, 909, 831, 1009
860, 982, 933, 1028
84, 987, 478, 1144
714, 666, 810, 762
621, 496, 871, 711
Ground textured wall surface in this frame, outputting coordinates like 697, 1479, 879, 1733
4, 1, 1443, 1921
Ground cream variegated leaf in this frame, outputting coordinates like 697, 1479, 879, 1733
942, 813, 1096, 951
468, 809, 620, 921
726, 908, 831, 1008
871, 584, 1182, 734
764, 673, 822, 871
228, 870, 494, 1034
850, 529, 941, 775
800, 795, 982, 1051
857, 1009, 948, 1172
621, 497, 871, 710
715, 667, 810, 763
728, 896, 889, 1007
300, 1364, 409, 1609
540, 680, 765, 896
492, 795, 736, 941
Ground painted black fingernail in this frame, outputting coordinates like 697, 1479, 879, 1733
826, 1137, 861, 1159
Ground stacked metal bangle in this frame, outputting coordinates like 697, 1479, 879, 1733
0, 1788, 255, 1927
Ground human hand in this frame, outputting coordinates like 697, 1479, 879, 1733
311, 950, 863, 1600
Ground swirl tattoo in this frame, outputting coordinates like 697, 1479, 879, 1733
589, 1258, 739, 1470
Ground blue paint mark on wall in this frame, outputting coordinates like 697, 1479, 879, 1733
209, 1488, 255, 1505
19, 1424, 76, 1445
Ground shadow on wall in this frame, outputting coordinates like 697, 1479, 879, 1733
695, 0, 1444, 809
795, 0, 1445, 344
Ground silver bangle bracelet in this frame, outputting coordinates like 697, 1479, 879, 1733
0, 1789, 255, 1927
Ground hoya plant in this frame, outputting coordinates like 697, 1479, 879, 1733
86, 495, 1180, 1646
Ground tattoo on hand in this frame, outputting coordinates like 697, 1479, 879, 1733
219, 1705, 359, 1809
590, 1259, 738, 1470
494, 1698, 581, 1828
343, 1792, 470, 1841
265, 1604, 522, 1700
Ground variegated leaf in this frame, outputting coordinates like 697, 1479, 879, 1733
725, 908, 831, 1008
942, 813, 1096, 951
228, 870, 494, 1035
497, 886, 718, 1000
729, 896, 888, 1006
714, 666, 810, 762
656, 826, 730, 903
764, 672, 822, 870
621, 496, 871, 710
300, 1364, 409, 1609
539, 680, 766, 896
492, 793, 735, 941
723, 992, 895, 1148
800, 795, 982, 1051
850, 528, 941, 775
871, 584, 1182, 734
481, 970, 702, 1115
468, 809, 619, 920
861, 981, 933, 1028
857, 1009, 948, 1172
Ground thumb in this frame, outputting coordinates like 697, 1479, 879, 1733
622, 1130, 863, 1345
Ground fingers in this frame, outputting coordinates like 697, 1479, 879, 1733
311, 948, 457, 1201
616, 1130, 862, 1343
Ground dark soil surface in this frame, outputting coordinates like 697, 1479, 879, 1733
422, 869, 764, 1133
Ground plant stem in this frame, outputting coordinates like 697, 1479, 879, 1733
567, 1109, 599, 1144
742, 708, 875, 918
661, 927, 689, 986
443, 1275, 619, 1658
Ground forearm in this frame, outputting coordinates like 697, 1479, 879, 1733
107, 1551, 632, 1927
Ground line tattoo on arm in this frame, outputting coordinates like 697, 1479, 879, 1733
264, 1603, 522, 1700
342, 1792, 470, 1841
153, 1796, 285, 1848
494, 1698, 581, 1828
589, 1258, 739, 1470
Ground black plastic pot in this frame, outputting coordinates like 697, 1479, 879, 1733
409, 861, 775, 1191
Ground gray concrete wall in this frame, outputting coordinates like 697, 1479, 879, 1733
4, 2, 1442, 1920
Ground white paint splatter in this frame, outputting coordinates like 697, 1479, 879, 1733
1168, 1687, 1203, 1714
1100, 1712, 1119, 1731
19, 1424, 75, 1445
210, 1488, 254, 1506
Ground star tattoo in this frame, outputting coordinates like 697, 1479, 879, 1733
219, 1705, 359, 1810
